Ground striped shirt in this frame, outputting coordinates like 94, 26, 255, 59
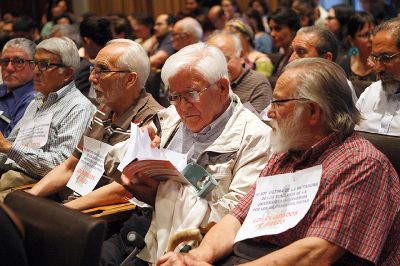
72, 90, 162, 187
230, 68, 272, 114
1, 81, 96, 179
231, 132, 400, 265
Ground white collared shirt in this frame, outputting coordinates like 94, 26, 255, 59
356, 80, 400, 136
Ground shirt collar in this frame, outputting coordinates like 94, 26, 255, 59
0, 80, 33, 98
114, 89, 150, 129
35, 80, 75, 103
230, 67, 249, 88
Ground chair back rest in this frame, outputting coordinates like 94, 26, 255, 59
358, 131, 400, 176
4, 191, 107, 266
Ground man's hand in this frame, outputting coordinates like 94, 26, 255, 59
121, 168, 160, 206
157, 252, 212, 266
141, 125, 161, 148
0, 132, 12, 154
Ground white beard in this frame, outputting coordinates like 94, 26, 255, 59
382, 80, 400, 95
269, 106, 312, 153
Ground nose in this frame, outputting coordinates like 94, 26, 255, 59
373, 60, 385, 73
267, 104, 275, 119
4, 61, 15, 71
88, 68, 98, 84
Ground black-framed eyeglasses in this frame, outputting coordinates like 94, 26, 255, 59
0, 57, 34, 69
89, 65, 131, 78
270, 98, 309, 108
168, 85, 213, 105
368, 52, 400, 66
34, 60, 67, 72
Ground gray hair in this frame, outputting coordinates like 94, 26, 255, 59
297, 26, 339, 62
284, 58, 361, 136
373, 18, 400, 49
161, 42, 228, 89
49, 24, 81, 47
3, 38, 36, 59
207, 30, 242, 57
106, 38, 150, 89
36, 37, 80, 71
178, 17, 203, 41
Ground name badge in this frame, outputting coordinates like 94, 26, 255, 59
16, 113, 53, 149
67, 136, 112, 196
234, 165, 322, 243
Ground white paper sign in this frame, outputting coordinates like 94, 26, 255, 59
15, 113, 53, 149
67, 136, 113, 196
234, 165, 322, 243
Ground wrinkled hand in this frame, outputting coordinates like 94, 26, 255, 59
121, 167, 160, 206
140, 125, 161, 148
157, 252, 212, 266
0, 132, 11, 154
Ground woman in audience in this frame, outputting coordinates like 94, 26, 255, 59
324, 4, 353, 61
268, 7, 300, 76
221, 0, 241, 20
245, 9, 272, 54
340, 12, 376, 81
225, 18, 273, 77
248, 0, 270, 32
130, 15, 157, 55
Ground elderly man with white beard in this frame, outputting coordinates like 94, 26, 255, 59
356, 18, 400, 136
158, 58, 400, 266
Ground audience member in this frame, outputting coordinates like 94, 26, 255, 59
207, 5, 227, 30
158, 57, 400, 266
221, 0, 241, 20
150, 14, 176, 69
248, 0, 270, 33
324, 4, 353, 60
292, 0, 316, 27
356, 18, 400, 135
225, 18, 273, 77
339, 12, 376, 82
130, 15, 156, 54
269, 8, 300, 76
109, 14, 132, 39
77, 16, 113, 98
171, 17, 203, 51
109, 42, 271, 264
289, 26, 358, 103
0, 37, 95, 199
245, 9, 272, 54
207, 31, 272, 113
0, 38, 35, 137
12, 16, 42, 44
29, 39, 162, 204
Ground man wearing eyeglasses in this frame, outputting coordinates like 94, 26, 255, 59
0, 38, 35, 137
0, 37, 95, 199
158, 58, 400, 266
356, 18, 400, 136
101, 42, 272, 264
29, 39, 162, 206
171, 17, 203, 51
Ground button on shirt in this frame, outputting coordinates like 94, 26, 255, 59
356, 80, 400, 136
0, 80, 34, 137
0, 81, 96, 178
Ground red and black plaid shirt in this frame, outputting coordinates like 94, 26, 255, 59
231, 132, 400, 265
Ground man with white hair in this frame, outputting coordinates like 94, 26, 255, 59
108, 42, 271, 264
0, 37, 95, 198
171, 17, 203, 51
356, 18, 400, 135
29, 39, 163, 204
159, 58, 400, 266
207, 31, 272, 113
0, 38, 35, 137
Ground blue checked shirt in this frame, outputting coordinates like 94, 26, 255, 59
0, 81, 96, 179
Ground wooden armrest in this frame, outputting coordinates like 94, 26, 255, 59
82, 202, 136, 222
11, 183, 37, 192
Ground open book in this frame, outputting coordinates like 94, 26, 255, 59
118, 123, 218, 198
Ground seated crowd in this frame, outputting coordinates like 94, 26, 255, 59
0, 0, 399, 265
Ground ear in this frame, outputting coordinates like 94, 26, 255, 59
347, 35, 355, 47
217, 77, 230, 97
306, 101, 322, 126
126, 71, 138, 88
63, 67, 74, 80
323, 52, 333, 61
